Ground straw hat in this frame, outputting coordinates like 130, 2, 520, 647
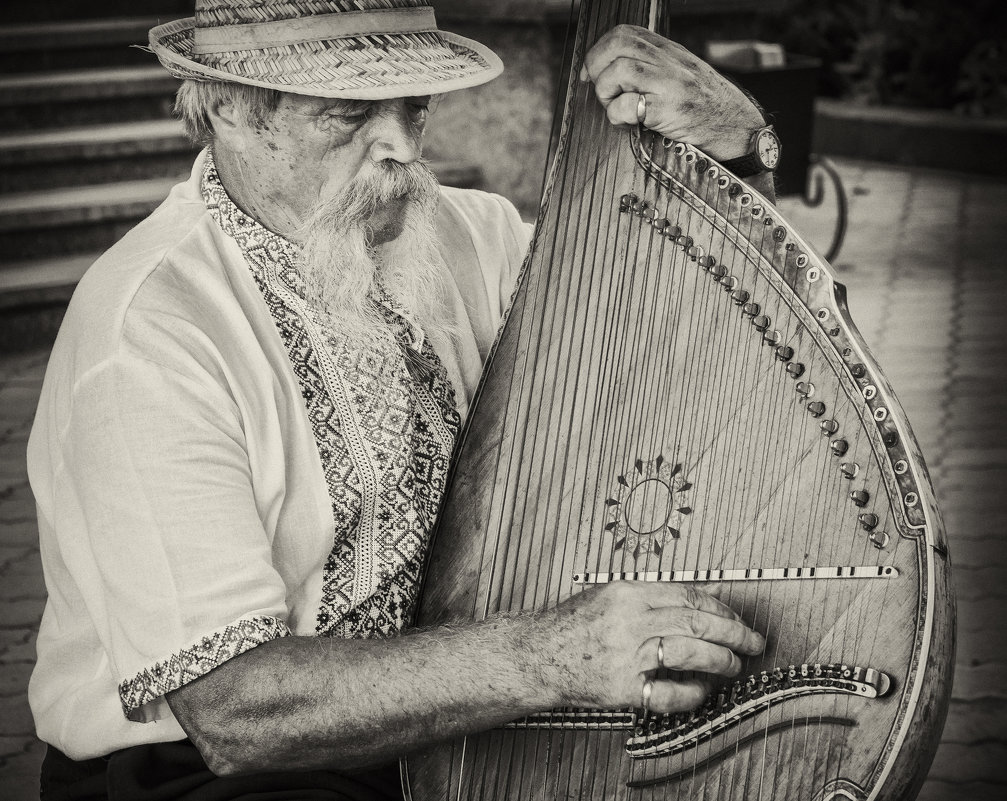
149, 0, 503, 100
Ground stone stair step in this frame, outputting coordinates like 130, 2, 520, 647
0, 252, 98, 350
0, 177, 176, 260
0, 66, 178, 130
0, 118, 187, 161
2, 154, 193, 194
0, 178, 178, 233
4, 2, 190, 25
0, 66, 177, 105
0, 16, 183, 73
0, 253, 96, 309
0, 16, 176, 52
0, 120, 196, 192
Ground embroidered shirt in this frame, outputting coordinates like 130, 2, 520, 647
200, 152, 460, 640
27, 150, 531, 760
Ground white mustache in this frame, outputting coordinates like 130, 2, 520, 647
294, 158, 454, 351
310, 160, 440, 234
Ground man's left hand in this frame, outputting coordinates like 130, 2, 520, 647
581, 24, 766, 164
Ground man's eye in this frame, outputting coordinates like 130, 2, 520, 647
335, 112, 369, 123
323, 105, 372, 126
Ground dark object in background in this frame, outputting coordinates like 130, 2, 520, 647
716, 54, 822, 196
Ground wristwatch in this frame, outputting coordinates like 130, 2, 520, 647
720, 125, 781, 178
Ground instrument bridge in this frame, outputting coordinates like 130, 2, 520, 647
573, 565, 899, 584
502, 663, 891, 760
625, 663, 891, 759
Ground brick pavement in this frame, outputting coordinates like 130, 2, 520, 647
1, 158, 1006, 799
0, 348, 49, 799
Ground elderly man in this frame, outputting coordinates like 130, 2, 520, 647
28, 2, 776, 799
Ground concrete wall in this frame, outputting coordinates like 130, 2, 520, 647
423, 20, 561, 219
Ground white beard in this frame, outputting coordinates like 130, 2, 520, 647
296, 160, 458, 352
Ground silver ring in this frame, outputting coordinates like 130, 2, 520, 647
636, 92, 647, 125
642, 677, 654, 716
657, 637, 665, 669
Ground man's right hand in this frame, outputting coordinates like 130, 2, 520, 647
167, 580, 764, 776
529, 582, 765, 714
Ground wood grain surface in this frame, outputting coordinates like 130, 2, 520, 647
405, 2, 953, 799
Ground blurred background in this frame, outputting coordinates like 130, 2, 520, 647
1, 0, 1005, 799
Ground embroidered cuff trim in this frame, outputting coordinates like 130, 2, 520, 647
118, 615, 290, 721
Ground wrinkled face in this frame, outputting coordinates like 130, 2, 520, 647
233, 92, 432, 242
215, 90, 455, 350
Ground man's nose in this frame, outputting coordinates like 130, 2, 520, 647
368, 99, 423, 165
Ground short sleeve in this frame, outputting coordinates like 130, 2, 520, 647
52, 352, 290, 722
435, 187, 534, 345
487, 193, 534, 317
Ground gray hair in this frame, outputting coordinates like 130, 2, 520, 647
173, 80, 283, 146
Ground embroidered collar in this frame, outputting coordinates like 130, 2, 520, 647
197, 148, 460, 640
199, 149, 426, 351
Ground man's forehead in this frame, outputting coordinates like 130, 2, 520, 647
278, 93, 433, 114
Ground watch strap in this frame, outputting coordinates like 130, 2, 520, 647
720, 125, 778, 178
720, 150, 764, 178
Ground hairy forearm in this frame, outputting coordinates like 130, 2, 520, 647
167, 582, 766, 778
167, 613, 557, 775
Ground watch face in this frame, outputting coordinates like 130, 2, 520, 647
756, 128, 781, 170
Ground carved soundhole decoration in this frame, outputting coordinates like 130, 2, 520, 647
605, 456, 693, 557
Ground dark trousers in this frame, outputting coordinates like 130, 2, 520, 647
39, 739, 405, 801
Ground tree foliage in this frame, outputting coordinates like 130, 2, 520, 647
766, 0, 1006, 116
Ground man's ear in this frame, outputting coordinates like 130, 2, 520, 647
208, 100, 250, 153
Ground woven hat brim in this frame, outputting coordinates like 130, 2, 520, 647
149, 17, 502, 99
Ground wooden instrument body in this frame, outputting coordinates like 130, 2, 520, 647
403, 3, 954, 799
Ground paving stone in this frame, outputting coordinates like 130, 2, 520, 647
942, 507, 1007, 531
957, 625, 1007, 662
0, 739, 44, 801
0, 692, 36, 736
0, 544, 32, 566
878, 340, 956, 359
0, 569, 46, 602
0, 598, 45, 628
953, 662, 1007, 700
929, 742, 1007, 783
0, 515, 41, 547
918, 779, 1007, 801
0, 349, 48, 375
960, 273, 1007, 291
0, 473, 31, 498
0, 383, 44, 422
0, 660, 32, 698
954, 308, 1007, 326
954, 566, 1007, 600
0, 546, 43, 578
954, 540, 1007, 572
945, 524, 1007, 548
948, 539, 1007, 570
941, 699, 1007, 743
937, 475, 1007, 506
958, 598, 1007, 633
947, 395, 1007, 418
0, 628, 36, 661
0, 734, 34, 759
939, 448, 1007, 471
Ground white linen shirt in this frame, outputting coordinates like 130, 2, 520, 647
27, 151, 531, 760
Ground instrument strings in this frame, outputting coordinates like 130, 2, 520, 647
436, 0, 902, 796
